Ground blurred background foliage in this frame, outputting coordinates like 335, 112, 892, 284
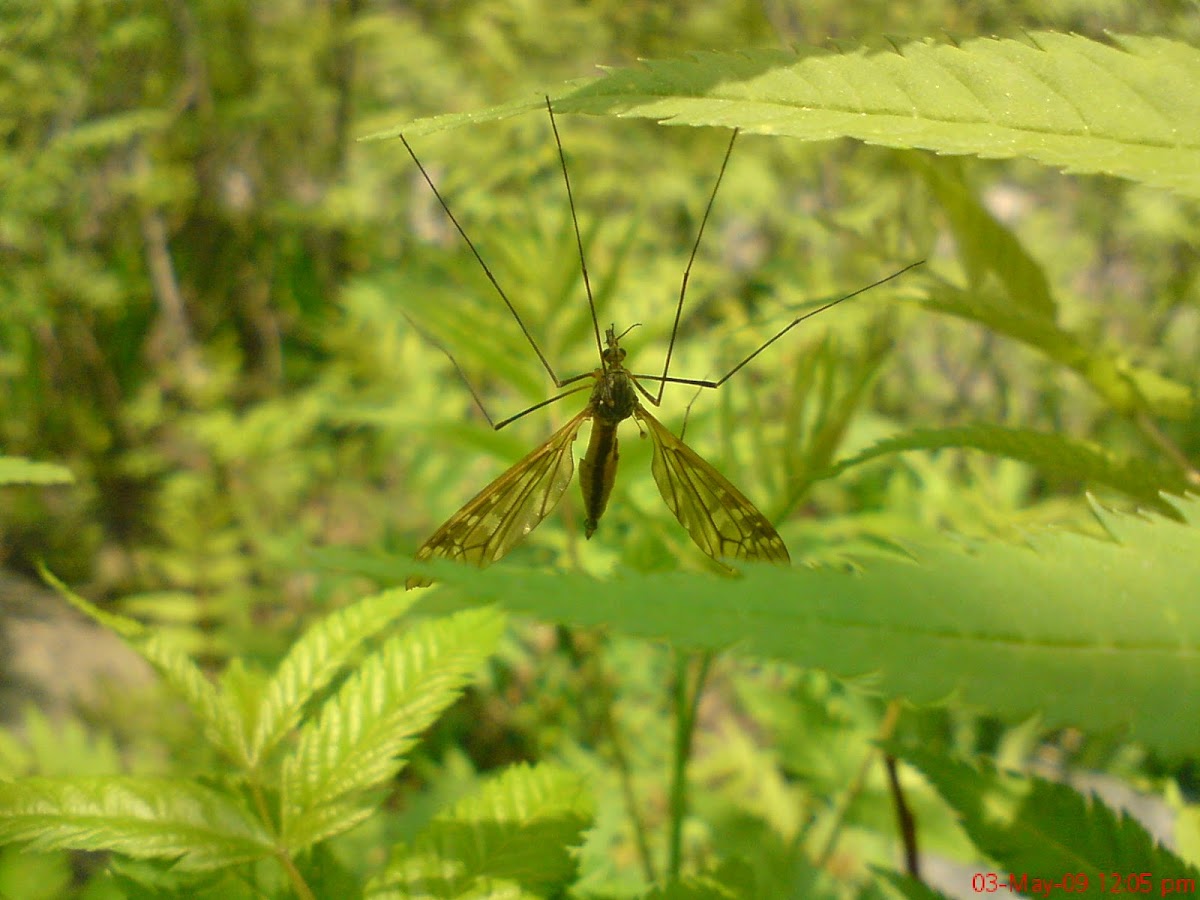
1, 0, 1198, 894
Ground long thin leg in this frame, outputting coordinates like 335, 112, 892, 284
398, 131, 567, 387
545, 97, 606, 367
653, 129, 739, 404
493, 380, 593, 429
634, 260, 925, 391
403, 310, 592, 430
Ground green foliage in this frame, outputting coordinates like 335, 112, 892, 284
395, 494, 1200, 757
876, 871, 958, 899
377, 34, 1200, 199
888, 745, 1199, 896
0, 707, 122, 780
0, 843, 73, 900
282, 608, 507, 848
369, 763, 592, 898
0, 579, 518, 895
824, 424, 1191, 517
0, 777, 275, 870
2, 2, 1198, 897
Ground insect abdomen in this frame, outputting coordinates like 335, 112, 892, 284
579, 419, 619, 537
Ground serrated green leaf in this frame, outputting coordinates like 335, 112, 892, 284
0, 777, 273, 870
371, 764, 591, 898
133, 634, 251, 767
360, 91, 551, 141
17, 707, 121, 778
0, 457, 74, 486
895, 747, 1199, 893
37, 564, 144, 639
250, 588, 421, 764
373, 35, 1200, 197
400, 495, 1200, 757
281, 607, 506, 849
823, 424, 1192, 516
279, 797, 378, 853
424, 764, 590, 887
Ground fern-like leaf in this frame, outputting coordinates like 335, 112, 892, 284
249, 587, 421, 764
0, 777, 274, 870
281, 607, 506, 849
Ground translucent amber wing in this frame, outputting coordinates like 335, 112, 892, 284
635, 407, 790, 565
408, 409, 591, 588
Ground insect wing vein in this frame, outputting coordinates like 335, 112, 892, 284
408, 410, 590, 588
635, 408, 790, 565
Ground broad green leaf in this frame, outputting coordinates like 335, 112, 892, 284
402, 495, 1200, 757
281, 607, 505, 849
823, 424, 1193, 517
895, 746, 1198, 892
0, 777, 274, 871
370, 35, 1200, 198
0, 456, 73, 486
250, 587, 421, 764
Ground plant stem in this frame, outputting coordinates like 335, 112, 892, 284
666, 648, 714, 882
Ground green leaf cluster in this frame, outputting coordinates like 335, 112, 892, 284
0, 575, 592, 897
3, 3, 1199, 897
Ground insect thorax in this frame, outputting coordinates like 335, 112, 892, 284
590, 367, 639, 425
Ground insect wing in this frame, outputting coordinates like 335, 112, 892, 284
635, 407, 790, 565
408, 409, 591, 588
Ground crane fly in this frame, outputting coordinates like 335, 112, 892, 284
401, 99, 922, 589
